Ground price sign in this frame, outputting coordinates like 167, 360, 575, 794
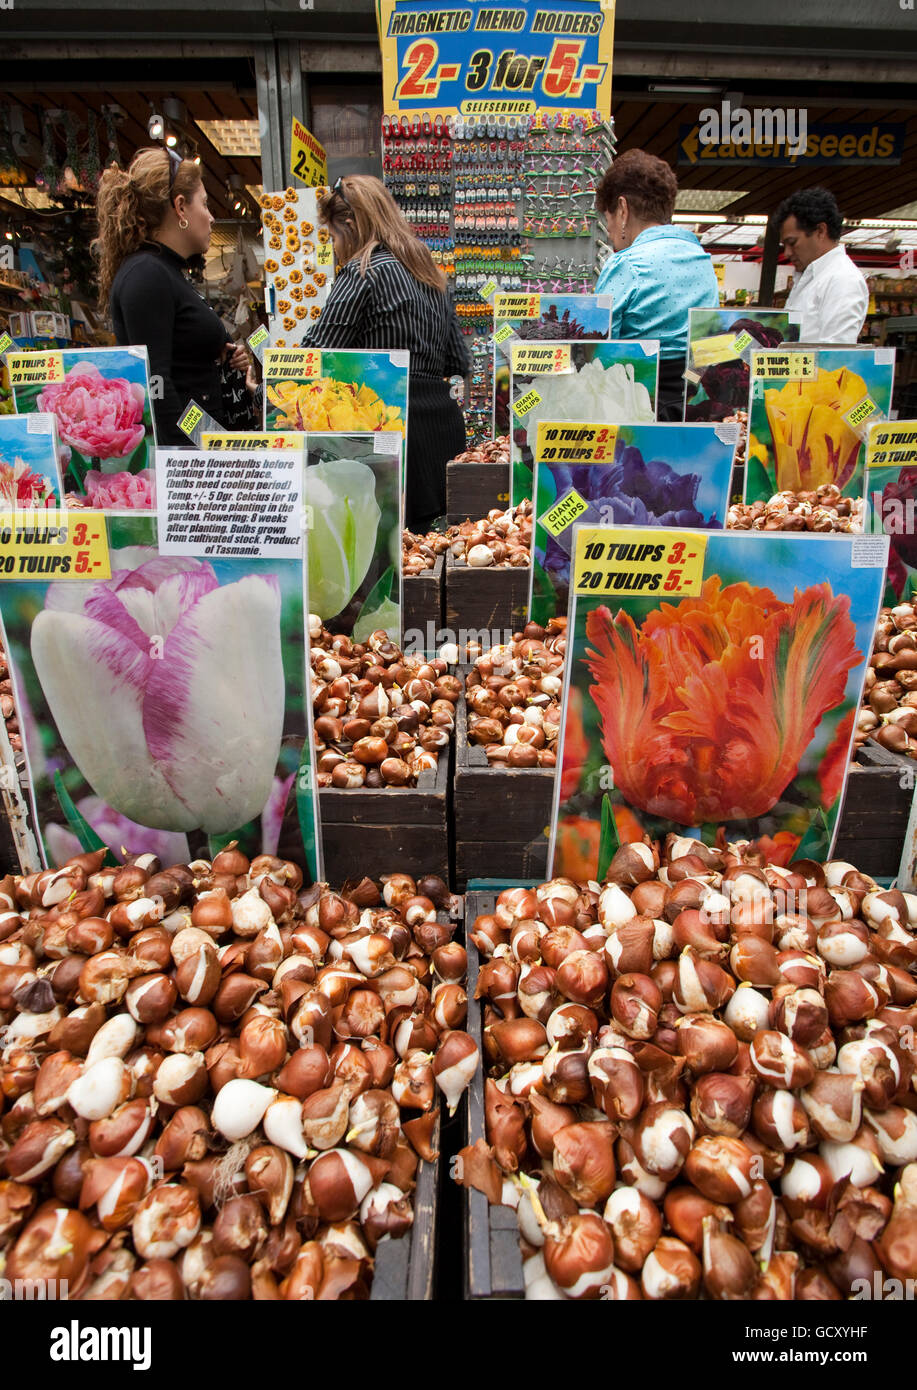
534, 421, 618, 463
867, 420, 917, 467
316, 241, 333, 268
6, 351, 64, 385
752, 350, 817, 380
264, 349, 322, 380
201, 432, 305, 450
691, 333, 739, 369
511, 343, 572, 374
572, 527, 707, 598
540, 488, 589, 537
0, 512, 110, 581
290, 119, 328, 187
494, 293, 541, 319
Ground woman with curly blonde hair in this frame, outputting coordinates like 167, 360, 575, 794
94, 147, 248, 443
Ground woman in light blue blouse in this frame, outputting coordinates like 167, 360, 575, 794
595, 150, 719, 421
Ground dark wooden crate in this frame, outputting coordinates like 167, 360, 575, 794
464, 891, 525, 1300
453, 697, 552, 888
834, 741, 915, 879
371, 1105, 440, 1299
445, 552, 529, 644
446, 460, 510, 524
319, 737, 451, 886
402, 554, 443, 656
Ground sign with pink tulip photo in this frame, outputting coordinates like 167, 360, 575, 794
0, 512, 322, 882
8, 346, 158, 511
548, 527, 888, 882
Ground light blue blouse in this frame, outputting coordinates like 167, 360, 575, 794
595, 224, 720, 360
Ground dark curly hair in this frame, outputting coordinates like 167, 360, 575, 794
595, 149, 677, 224
773, 187, 844, 241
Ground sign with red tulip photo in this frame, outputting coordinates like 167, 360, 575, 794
865, 418, 917, 604
549, 527, 888, 880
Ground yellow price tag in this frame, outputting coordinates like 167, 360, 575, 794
494, 293, 541, 319
732, 330, 753, 355
494, 324, 515, 345
540, 489, 589, 537
534, 421, 618, 463
201, 432, 305, 450
514, 388, 542, 418
178, 403, 203, 435
0, 511, 110, 581
572, 528, 707, 599
692, 333, 738, 369
248, 326, 269, 350
867, 420, 917, 467
510, 343, 571, 374
290, 119, 328, 187
264, 348, 322, 380
752, 350, 817, 380
7, 351, 65, 386
844, 396, 880, 430
479, 279, 497, 300
316, 241, 333, 268
0, 332, 12, 356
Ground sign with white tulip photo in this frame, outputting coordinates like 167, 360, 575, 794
0, 512, 322, 881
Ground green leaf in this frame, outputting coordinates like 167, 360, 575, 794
357, 562, 395, 617
597, 793, 620, 881
794, 808, 831, 863
126, 437, 148, 474
530, 557, 556, 628
52, 770, 118, 866
295, 740, 320, 884
67, 450, 89, 493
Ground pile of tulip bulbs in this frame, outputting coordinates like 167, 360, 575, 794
0, 848, 478, 1299
465, 620, 567, 768
857, 603, 917, 759
462, 837, 917, 1300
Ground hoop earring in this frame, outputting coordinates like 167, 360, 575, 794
179, 217, 189, 230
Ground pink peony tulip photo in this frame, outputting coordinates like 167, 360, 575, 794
84, 469, 155, 510
38, 360, 146, 462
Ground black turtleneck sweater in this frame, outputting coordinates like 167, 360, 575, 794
110, 242, 230, 445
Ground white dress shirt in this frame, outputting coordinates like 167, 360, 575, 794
785, 244, 869, 344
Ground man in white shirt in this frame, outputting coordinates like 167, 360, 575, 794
775, 188, 869, 343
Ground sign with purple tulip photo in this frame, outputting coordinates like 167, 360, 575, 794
0, 512, 322, 882
549, 527, 888, 882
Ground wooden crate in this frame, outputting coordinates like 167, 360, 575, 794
834, 741, 916, 880
402, 554, 443, 656
453, 699, 552, 888
319, 740, 451, 886
445, 552, 529, 644
446, 460, 510, 524
371, 1110, 440, 1298
463, 891, 525, 1300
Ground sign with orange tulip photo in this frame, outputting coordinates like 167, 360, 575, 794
549, 527, 888, 880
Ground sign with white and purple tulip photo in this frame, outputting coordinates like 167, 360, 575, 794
0, 512, 322, 880
8, 346, 158, 511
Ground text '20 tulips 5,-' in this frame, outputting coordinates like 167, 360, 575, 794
0, 848, 478, 1299
459, 839, 917, 1301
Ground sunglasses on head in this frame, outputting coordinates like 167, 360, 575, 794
165, 145, 182, 197
331, 176, 352, 211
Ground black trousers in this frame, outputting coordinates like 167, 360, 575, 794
406, 377, 467, 531
657, 356, 688, 423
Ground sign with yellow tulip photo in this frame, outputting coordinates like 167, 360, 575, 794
0, 513, 322, 881
549, 527, 887, 881
744, 345, 895, 507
